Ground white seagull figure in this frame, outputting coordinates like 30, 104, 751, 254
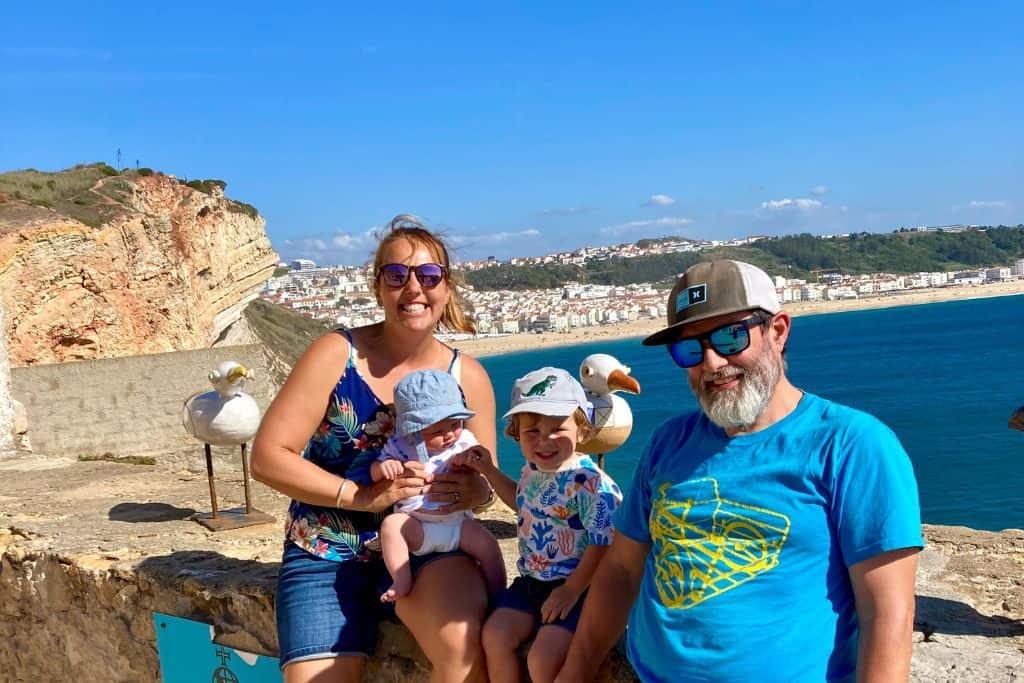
182, 361, 261, 447
578, 353, 641, 463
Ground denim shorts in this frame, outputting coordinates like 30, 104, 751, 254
275, 541, 464, 668
494, 575, 589, 633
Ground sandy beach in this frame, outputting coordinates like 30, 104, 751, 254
449, 279, 1024, 358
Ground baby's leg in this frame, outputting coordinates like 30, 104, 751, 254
459, 517, 507, 599
527, 624, 574, 683
379, 512, 424, 603
481, 607, 534, 683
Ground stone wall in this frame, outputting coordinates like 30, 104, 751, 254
9, 344, 277, 468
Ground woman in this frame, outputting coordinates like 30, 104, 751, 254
251, 215, 497, 683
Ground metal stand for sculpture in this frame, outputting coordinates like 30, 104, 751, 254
576, 354, 641, 469
182, 361, 274, 531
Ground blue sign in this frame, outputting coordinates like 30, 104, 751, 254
154, 612, 282, 683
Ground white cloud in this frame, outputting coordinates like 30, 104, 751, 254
759, 198, 823, 211
968, 200, 1009, 209
809, 185, 828, 196
645, 194, 676, 207
601, 217, 693, 235
537, 207, 595, 217
449, 228, 542, 244
282, 237, 329, 251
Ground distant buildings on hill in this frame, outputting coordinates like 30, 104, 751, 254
265, 237, 1024, 337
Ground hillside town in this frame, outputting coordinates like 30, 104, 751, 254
262, 235, 1024, 340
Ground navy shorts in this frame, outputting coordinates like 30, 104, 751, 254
494, 575, 588, 633
275, 542, 464, 668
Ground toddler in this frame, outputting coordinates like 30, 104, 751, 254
455, 366, 622, 683
371, 369, 506, 602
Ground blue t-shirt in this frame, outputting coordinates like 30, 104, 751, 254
614, 393, 923, 683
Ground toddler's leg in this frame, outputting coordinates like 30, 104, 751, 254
481, 608, 534, 683
379, 512, 424, 603
459, 518, 507, 599
527, 624, 574, 683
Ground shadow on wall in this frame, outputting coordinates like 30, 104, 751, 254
915, 595, 1024, 639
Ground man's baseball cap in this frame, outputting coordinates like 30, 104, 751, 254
502, 367, 592, 422
642, 259, 781, 346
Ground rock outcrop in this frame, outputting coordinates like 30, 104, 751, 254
0, 168, 278, 366
0, 452, 1022, 682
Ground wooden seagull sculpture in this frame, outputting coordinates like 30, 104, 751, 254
182, 361, 271, 530
577, 353, 641, 468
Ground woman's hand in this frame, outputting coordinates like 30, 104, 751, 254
349, 460, 431, 513
425, 464, 492, 514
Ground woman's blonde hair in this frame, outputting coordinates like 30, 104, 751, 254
372, 214, 476, 334
504, 408, 593, 443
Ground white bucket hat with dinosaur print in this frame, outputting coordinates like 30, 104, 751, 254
502, 366, 592, 421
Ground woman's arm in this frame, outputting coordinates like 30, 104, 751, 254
250, 332, 425, 511
460, 354, 497, 455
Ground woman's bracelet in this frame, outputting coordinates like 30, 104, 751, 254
335, 478, 351, 508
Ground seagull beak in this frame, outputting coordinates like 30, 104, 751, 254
607, 369, 640, 394
227, 365, 249, 382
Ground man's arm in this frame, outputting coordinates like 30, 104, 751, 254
554, 532, 651, 682
849, 547, 919, 683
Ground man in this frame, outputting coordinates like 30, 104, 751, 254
556, 260, 923, 683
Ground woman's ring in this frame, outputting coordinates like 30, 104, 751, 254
474, 452, 482, 462
453, 491, 460, 502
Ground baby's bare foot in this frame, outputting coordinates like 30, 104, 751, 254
380, 576, 412, 603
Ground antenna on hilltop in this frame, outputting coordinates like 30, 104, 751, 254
116, 148, 122, 173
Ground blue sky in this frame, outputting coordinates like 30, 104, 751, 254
2, 3, 1021, 265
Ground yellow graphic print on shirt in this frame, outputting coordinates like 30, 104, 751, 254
651, 478, 791, 609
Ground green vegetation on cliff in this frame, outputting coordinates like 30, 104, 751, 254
463, 226, 1024, 290
0, 162, 261, 227
243, 298, 335, 383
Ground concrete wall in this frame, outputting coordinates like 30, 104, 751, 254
10, 345, 278, 468
0, 298, 14, 455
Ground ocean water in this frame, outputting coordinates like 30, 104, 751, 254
479, 293, 1024, 532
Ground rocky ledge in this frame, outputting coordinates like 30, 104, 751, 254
0, 452, 1021, 681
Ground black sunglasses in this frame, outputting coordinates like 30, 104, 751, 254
668, 315, 770, 368
377, 262, 447, 289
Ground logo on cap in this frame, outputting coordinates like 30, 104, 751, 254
676, 283, 707, 314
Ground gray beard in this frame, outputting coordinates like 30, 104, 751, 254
689, 342, 781, 430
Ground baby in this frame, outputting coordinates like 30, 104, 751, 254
371, 368, 506, 602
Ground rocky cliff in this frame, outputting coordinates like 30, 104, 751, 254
0, 164, 279, 366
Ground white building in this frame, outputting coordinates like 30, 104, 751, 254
985, 267, 1012, 282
